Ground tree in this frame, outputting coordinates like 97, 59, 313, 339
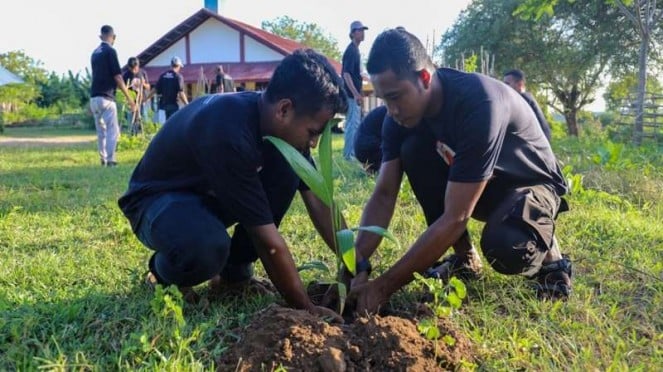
516, 0, 663, 145
262, 16, 342, 61
439, 0, 628, 136
0, 50, 48, 85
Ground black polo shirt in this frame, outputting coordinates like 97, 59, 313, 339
118, 92, 309, 230
90, 42, 122, 100
342, 42, 362, 97
521, 91, 552, 141
156, 69, 184, 107
382, 68, 566, 196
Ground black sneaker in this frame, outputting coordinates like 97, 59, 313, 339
425, 249, 483, 282
144, 255, 199, 303
532, 255, 572, 300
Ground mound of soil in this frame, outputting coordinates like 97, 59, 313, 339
217, 304, 474, 371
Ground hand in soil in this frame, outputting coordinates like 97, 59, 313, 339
347, 280, 388, 315
307, 305, 344, 323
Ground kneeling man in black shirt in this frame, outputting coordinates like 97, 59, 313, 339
118, 50, 347, 320
349, 29, 573, 314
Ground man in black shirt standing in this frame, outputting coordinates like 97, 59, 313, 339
147, 56, 188, 120
341, 20, 368, 160
89, 25, 136, 167
348, 29, 572, 313
503, 69, 552, 141
118, 50, 347, 319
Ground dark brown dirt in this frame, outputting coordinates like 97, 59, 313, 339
216, 304, 474, 371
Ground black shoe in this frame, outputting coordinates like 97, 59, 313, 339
532, 255, 572, 300
425, 250, 483, 282
106, 161, 118, 167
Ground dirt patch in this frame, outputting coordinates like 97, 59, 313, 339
217, 304, 474, 371
0, 136, 96, 147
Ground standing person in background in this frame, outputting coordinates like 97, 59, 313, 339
146, 56, 188, 120
354, 105, 388, 174
211, 65, 235, 93
341, 20, 368, 160
123, 57, 150, 130
89, 25, 136, 167
503, 69, 552, 141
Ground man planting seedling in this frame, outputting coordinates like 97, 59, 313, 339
118, 49, 347, 321
349, 29, 572, 314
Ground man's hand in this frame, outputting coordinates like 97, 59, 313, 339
128, 100, 137, 112
307, 305, 344, 323
347, 280, 389, 315
355, 95, 363, 105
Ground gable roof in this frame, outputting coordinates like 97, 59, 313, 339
0, 65, 24, 86
136, 8, 341, 74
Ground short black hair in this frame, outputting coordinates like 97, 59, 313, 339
366, 28, 434, 80
127, 57, 139, 68
265, 49, 347, 117
504, 69, 525, 82
100, 25, 114, 36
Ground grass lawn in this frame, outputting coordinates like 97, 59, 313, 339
1, 125, 661, 370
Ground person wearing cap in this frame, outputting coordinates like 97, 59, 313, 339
89, 25, 136, 167
146, 56, 189, 120
118, 49, 348, 321
341, 20, 368, 160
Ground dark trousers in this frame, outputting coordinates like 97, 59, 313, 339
135, 144, 300, 287
162, 104, 179, 120
401, 126, 565, 276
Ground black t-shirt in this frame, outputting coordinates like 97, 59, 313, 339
212, 73, 235, 93
90, 42, 122, 100
123, 69, 149, 98
118, 92, 309, 229
342, 42, 362, 97
382, 68, 566, 196
521, 91, 552, 141
355, 105, 387, 151
156, 69, 184, 107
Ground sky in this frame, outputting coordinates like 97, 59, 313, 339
0, 0, 605, 110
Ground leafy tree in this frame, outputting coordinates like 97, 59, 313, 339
0, 50, 48, 85
516, 0, 663, 144
604, 74, 663, 112
439, 0, 628, 136
262, 16, 342, 61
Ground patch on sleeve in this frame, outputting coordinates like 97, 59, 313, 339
436, 141, 455, 166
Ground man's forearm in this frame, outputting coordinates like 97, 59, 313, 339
376, 215, 467, 296
249, 225, 313, 310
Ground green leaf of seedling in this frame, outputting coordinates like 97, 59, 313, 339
435, 305, 453, 318
336, 229, 356, 275
442, 334, 456, 346
446, 292, 462, 310
332, 203, 344, 244
417, 318, 440, 340
352, 226, 401, 249
449, 276, 467, 299
297, 260, 330, 273
264, 136, 331, 206
319, 121, 334, 201
337, 282, 347, 316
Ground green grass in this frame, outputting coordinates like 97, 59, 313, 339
1, 126, 661, 370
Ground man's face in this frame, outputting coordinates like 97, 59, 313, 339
503, 75, 523, 92
275, 103, 335, 152
371, 69, 427, 128
352, 29, 366, 42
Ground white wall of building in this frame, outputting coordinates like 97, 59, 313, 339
244, 36, 283, 62
190, 19, 241, 63
148, 38, 187, 67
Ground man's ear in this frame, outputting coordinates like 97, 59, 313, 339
274, 98, 294, 123
419, 69, 431, 88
